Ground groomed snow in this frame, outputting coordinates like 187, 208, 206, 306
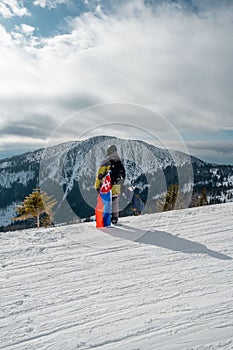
1, 203, 233, 350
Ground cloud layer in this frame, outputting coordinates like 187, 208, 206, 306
33, 0, 68, 9
0, 0, 232, 163
0, 0, 30, 18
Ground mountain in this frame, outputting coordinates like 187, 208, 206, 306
1, 203, 233, 349
0, 135, 233, 230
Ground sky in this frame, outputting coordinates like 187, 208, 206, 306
0, 0, 232, 164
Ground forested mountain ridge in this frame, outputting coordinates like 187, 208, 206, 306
0, 136, 232, 230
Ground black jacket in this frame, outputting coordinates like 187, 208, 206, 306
95, 152, 125, 190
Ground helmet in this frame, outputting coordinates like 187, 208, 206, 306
107, 144, 117, 156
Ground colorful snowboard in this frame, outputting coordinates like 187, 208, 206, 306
95, 172, 112, 228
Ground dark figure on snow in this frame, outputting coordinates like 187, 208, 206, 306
95, 144, 126, 224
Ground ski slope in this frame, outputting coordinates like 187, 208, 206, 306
1, 203, 233, 350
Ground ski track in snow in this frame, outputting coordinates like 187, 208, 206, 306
0, 203, 233, 350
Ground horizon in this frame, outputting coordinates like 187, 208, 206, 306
0, 134, 232, 166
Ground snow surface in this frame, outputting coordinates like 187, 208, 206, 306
1, 203, 233, 350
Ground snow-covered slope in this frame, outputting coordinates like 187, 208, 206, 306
1, 203, 233, 350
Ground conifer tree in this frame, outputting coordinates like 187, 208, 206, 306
163, 184, 179, 211
13, 188, 57, 228
198, 187, 208, 206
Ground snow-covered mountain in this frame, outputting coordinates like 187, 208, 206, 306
0, 135, 233, 229
1, 203, 233, 349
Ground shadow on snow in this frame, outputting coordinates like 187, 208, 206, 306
103, 224, 232, 261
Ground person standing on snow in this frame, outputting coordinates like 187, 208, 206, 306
95, 144, 126, 224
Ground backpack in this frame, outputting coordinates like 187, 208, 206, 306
110, 159, 125, 185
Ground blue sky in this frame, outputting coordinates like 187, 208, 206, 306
1, 1, 84, 36
0, 0, 232, 164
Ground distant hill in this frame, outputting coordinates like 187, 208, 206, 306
0, 136, 233, 230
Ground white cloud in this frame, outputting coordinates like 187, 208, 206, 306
18, 23, 35, 35
95, 4, 104, 17
11, 24, 36, 48
0, 0, 30, 18
0, 2, 12, 17
0, 1, 233, 163
221, 126, 233, 131
33, 0, 68, 9
0, 24, 12, 46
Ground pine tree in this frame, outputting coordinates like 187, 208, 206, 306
13, 188, 57, 228
198, 187, 208, 206
163, 184, 179, 211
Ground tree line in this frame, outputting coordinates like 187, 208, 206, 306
12, 184, 210, 229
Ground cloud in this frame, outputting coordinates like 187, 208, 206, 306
0, 0, 233, 163
0, 124, 42, 138
0, 141, 44, 160
33, 0, 69, 9
10, 24, 36, 46
0, 114, 57, 139
188, 140, 233, 154
0, 0, 30, 18
0, 24, 12, 45
221, 126, 233, 131
191, 0, 233, 11
16, 23, 35, 35
187, 140, 233, 164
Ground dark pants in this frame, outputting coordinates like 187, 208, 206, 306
112, 195, 119, 221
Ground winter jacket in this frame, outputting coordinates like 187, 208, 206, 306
95, 152, 126, 195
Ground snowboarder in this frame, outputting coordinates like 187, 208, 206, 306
95, 144, 125, 225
